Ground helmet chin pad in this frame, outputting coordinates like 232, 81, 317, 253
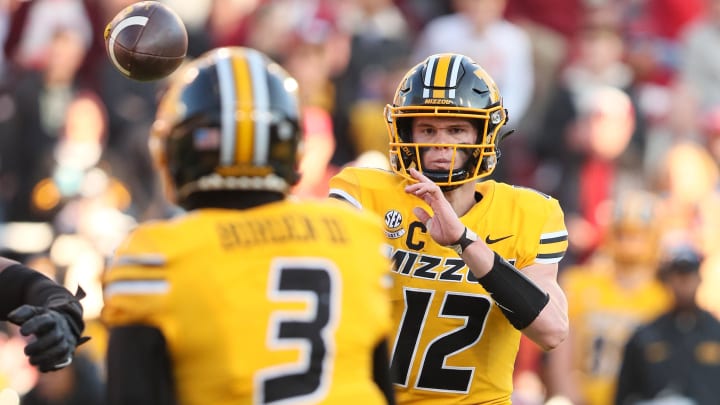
423, 168, 469, 191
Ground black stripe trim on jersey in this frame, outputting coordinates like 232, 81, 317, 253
540, 235, 568, 244
329, 193, 348, 202
536, 252, 565, 259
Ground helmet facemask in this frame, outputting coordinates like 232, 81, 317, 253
386, 104, 506, 190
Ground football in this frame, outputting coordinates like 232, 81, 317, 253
104, 1, 188, 81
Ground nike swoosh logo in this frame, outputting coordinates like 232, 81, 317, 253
485, 234, 513, 244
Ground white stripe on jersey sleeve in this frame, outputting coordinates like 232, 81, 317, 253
328, 188, 363, 209
112, 254, 168, 267
104, 280, 169, 298
535, 256, 564, 265
540, 230, 568, 242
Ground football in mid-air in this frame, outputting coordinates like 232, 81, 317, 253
104, 1, 188, 81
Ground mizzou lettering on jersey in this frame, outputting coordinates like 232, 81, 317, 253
102, 199, 393, 405
329, 167, 568, 404
390, 246, 517, 284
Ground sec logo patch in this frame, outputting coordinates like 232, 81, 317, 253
384, 210, 405, 239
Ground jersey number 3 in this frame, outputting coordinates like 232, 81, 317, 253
391, 288, 491, 393
255, 261, 339, 404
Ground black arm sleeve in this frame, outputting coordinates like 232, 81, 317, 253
372, 339, 396, 405
107, 325, 177, 405
476, 253, 550, 330
0, 264, 76, 320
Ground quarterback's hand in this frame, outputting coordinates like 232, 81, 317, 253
405, 168, 465, 246
7, 305, 79, 372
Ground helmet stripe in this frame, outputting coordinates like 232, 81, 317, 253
422, 54, 460, 99
448, 55, 462, 98
432, 54, 451, 87
231, 52, 254, 165
215, 50, 236, 166
246, 49, 270, 166
422, 55, 437, 98
432, 54, 451, 97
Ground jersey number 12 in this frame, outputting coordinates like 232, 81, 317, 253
391, 288, 491, 393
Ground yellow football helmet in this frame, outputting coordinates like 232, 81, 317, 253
151, 47, 302, 207
605, 190, 663, 267
385, 53, 510, 189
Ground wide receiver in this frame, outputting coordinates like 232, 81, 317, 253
329, 53, 569, 404
101, 47, 395, 405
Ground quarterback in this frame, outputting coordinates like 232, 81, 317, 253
329, 53, 569, 404
102, 47, 395, 405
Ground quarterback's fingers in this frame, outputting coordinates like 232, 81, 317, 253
407, 185, 442, 206
408, 168, 432, 183
7, 305, 44, 326
405, 180, 439, 196
405, 182, 430, 196
413, 207, 431, 223
18, 312, 56, 337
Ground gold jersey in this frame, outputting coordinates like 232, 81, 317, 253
562, 265, 671, 405
102, 199, 393, 405
329, 167, 568, 404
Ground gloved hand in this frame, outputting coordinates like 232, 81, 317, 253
7, 304, 79, 372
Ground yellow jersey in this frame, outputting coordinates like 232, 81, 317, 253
562, 265, 671, 405
102, 198, 392, 405
329, 167, 568, 404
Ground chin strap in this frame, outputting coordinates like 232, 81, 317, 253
499, 128, 515, 143
422, 168, 469, 192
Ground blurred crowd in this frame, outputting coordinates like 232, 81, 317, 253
1, 0, 720, 404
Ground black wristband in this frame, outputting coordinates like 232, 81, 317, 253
448, 227, 478, 255
476, 252, 550, 330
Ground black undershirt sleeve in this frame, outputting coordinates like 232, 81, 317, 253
0, 264, 76, 320
108, 324, 393, 405
373, 339, 396, 405
106, 325, 177, 405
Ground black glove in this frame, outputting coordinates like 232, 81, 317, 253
7, 304, 80, 372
